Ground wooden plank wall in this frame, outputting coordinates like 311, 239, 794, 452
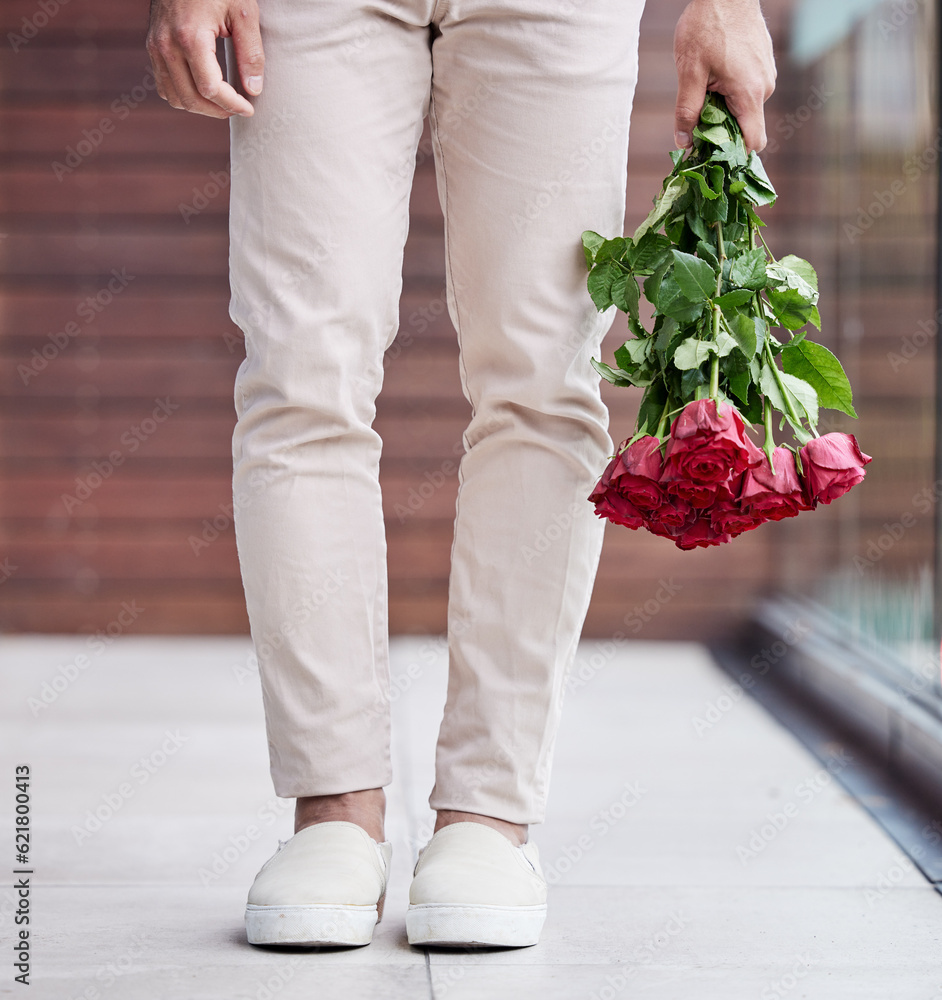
0, 0, 934, 639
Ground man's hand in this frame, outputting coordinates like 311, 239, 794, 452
146, 0, 264, 118
674, 0, 776, 153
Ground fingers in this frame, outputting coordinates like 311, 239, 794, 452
724, 90, 769, 154
146, 2, 256, 119
230, 2, 265, 97
674, 57, 709, 150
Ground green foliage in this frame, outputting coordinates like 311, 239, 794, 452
581, 92, 856, 448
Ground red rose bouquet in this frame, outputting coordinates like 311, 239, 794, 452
583, 93, 870, 550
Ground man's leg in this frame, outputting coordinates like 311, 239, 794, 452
426, 0, 647, 833
227, 0, 435, 839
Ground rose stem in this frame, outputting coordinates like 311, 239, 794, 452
762, 338, 812, 445
654, 396, 672, 441
763, 397, 777, 473
709, 221, 726, 403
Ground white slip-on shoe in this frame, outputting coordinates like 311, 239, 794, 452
244, 820, 392, 947
406, 822, 547, 947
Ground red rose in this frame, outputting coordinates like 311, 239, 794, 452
644, 497, 696, 537
593, 493, 645, 529
607, 436, 666, 511
740, 447, 813, 521
663, 399, 764, 487
672, 514, 732, 550
710, 501, 767, 537
661, 476, 721, 509
799, 433, 872, 505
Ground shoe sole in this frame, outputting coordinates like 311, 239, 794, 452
406, 903, 547, 947
245, 903, 379, 947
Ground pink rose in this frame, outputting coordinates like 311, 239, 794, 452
740, 447, 814, 521
799, 433, 872, 505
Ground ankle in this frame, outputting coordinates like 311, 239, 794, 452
295, 788, 386, 842
434, 809, 528, 847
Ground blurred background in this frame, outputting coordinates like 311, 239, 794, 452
0, 0, 938, 709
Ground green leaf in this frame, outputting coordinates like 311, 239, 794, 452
669, 149, 685, 169
696, 240, 719, 270
744, 152, 777, 202
656, 274, 706, 323
714, 289, 754, 311
595, 237, 629, 264
587, 261, 617, 310
634, 175, 688, 241
611, 271, 640, 317
712, 140, 749, 170
694, 124, 732, 146
582, 230, 605, 268
681, 366, 708, 396
670, 250, 716, 302
680, 168, 721, 201
701, 190, 729, 225
620, 338, 651, 367
728, 368, 751, 405
685, 207, 712, 243
591, 358, 635, 387
782, 339, 857, 417
643, 258, 670, 307
767, 287, 815, 330
700, 102, 729, 125
725, 311, 758, 357
636, 381, 669, 436
729, 248, 768, 290
767, 254, 818, 302
626, 232, 672, 273
715, 328, 738, 358
760, 363, 819, 428
673, 338, 715, 370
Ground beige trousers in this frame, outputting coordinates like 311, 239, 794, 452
227, 0, 645, 825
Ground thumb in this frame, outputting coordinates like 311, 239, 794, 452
231, 4, 265, 96
674, 65, 708, 149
